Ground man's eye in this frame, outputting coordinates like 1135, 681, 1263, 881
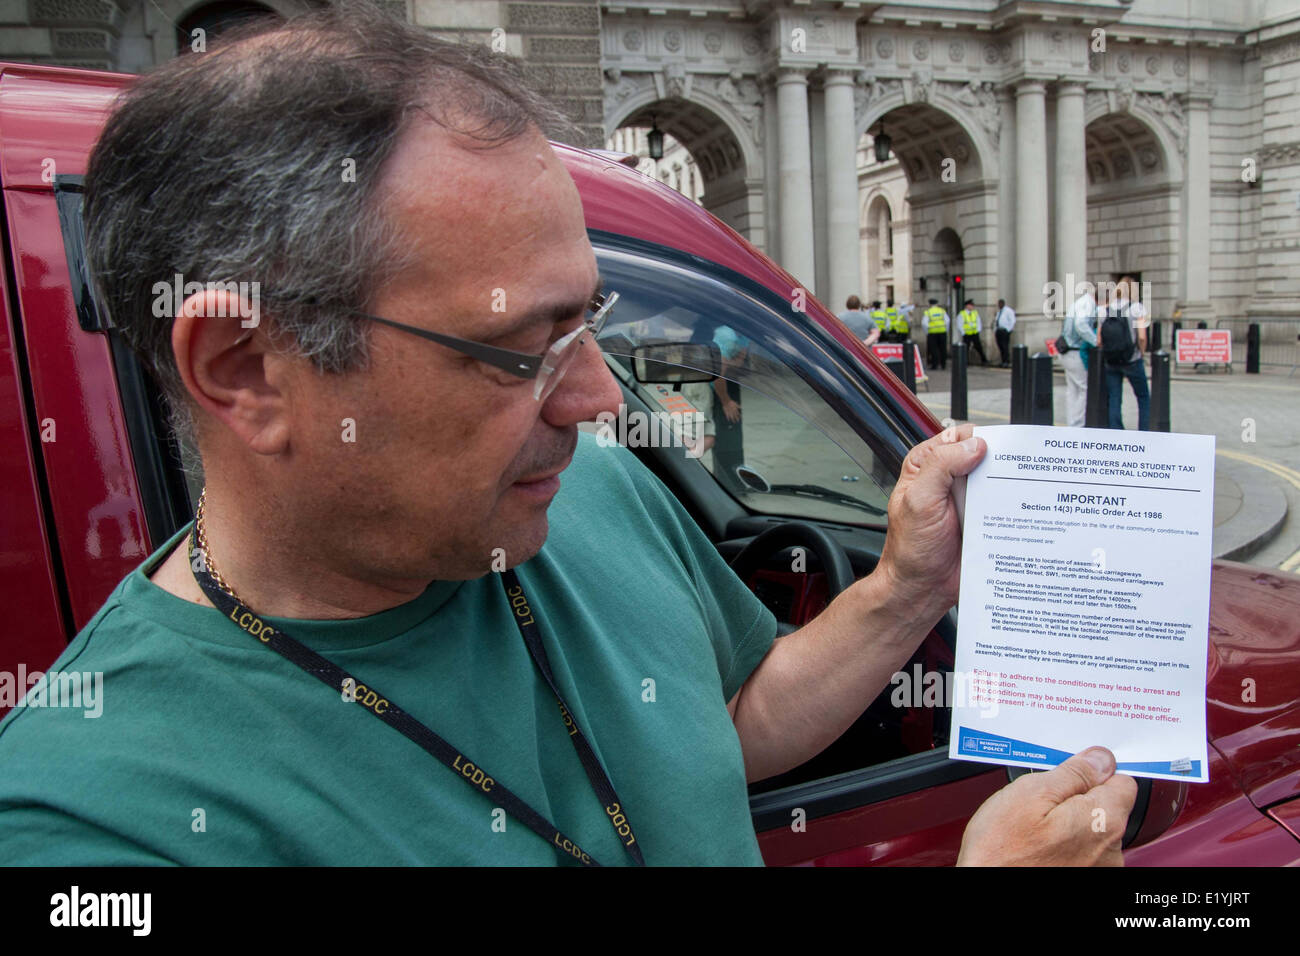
483, 362, 533, 387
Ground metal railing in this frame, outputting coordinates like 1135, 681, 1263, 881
1213, 317, 1300, 375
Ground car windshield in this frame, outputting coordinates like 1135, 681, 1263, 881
592, 245, 896, 527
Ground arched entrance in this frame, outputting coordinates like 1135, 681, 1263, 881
857, 97, 998, 317
860, 191, 900, 304
606, 82, 762, 245
1084, 110, 1181, 319
927, 227, 965, 317
606, 126, 704, 204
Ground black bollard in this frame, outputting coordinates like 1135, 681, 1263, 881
1030, 352, 1054, 425
1085, 352, 1108, 427
1247, 323, 1260, 374
1010, 344, 1029, 423
903, 340, 917, 393
1150, 320, 1161, 353
951, 340, 968, 421
1150, 350, 1171, 432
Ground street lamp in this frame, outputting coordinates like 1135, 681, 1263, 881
647, 116, 664, 160
873, 122, 892, 163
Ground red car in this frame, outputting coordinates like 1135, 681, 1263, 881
1, 61, 1298, 865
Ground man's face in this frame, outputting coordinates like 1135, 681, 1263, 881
279, 120, 622, 583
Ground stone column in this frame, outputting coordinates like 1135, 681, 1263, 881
997, 86, 1017, 312
823, 69, 862, 309
1054, 81, 1088, 301
1181, 94, 1212, 314
762, 77, 781, 259
1015, 80, 1049, 318
777, 67, 816, 288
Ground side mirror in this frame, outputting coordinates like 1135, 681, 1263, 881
632, 342, 720, 384
1005, 768, 1187, 850
734, 465, 771, 493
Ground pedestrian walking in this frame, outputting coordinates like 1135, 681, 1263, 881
994, 298, 1016, 367
957, 298, 988, 365
923, 298, 949, 370
884, 298, 906, 342
1100, 276, 1150, 430
869, 300, 888, 336
837, 295, 876, 343
1060, 286, 1101, 427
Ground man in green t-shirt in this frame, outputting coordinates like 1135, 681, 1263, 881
0, 7, 1134, 866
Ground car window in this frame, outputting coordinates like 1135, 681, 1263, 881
593, 246, 896, 526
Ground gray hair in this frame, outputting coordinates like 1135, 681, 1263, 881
84, 1, 577, 459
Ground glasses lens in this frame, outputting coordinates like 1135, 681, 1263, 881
532, 292, 618, 402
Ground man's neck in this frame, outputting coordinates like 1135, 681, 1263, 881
149, 488, 429, 620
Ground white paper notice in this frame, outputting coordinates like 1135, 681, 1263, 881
948, 425, 1215, 782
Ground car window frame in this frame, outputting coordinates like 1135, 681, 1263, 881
54, 174, 195, 547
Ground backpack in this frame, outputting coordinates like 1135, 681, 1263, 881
1099, 304, 1133, 367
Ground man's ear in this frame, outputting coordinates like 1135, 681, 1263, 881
171, 288, 292, 456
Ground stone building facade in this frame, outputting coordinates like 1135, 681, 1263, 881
2, 0, 1297, 350
597, 0, 1300, 349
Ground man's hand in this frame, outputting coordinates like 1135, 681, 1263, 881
721, 397, 742, 423
956, 748, 1139, 866
874, 423, 985, 616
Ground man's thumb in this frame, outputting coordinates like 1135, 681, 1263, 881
1031, 747, 1117, 804
908, 435, 985, 502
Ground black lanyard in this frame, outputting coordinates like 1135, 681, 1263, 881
187, 523, 644, 867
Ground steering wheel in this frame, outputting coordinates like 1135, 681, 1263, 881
731, 522, 957, 772
728, 522, 856, 610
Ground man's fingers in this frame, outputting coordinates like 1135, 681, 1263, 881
936, 422, 976, 445
1094, 770, 1139, 824
1060, 770, 1138, 863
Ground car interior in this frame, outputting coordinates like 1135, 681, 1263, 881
586, 238, 966, 800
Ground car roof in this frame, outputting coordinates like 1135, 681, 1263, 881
0, 63, 126, 189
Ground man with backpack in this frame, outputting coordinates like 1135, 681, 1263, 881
1099, 276, 1150, 430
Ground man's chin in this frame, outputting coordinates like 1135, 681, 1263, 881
482, 513, 550, 574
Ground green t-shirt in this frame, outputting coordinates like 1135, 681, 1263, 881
0, 433, 777, 865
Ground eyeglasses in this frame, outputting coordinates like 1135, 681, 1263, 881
264, 290, 618, 402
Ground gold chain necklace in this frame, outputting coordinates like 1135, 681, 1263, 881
194, 488, 242, 602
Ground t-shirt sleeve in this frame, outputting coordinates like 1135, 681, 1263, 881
599, 441, 778, 701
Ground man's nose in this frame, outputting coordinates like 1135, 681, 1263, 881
540, 337, 622, 427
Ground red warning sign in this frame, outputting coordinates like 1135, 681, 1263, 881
1175, 330, 1231, 364
871, 343, 927, 380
